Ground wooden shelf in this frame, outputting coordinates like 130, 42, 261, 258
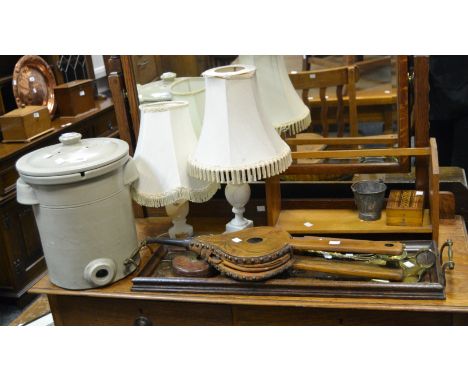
0, 98, 114, 162
266, 135, 439, 242
275, 208, 432, 235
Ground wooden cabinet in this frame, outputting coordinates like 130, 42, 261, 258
131, 56, 160, 85
0, 99, 118, 301
0, 193, 44, 297
129, 55, 237, 85
88, 109, 118, 137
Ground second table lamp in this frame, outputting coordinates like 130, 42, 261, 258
132, 101, 218, 238
169, 77, 205, 138
238, 55, 311, 136
188, 64, 292, 232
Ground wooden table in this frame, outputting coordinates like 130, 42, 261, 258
30, 216, 468, 325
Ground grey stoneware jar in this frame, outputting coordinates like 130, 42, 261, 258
16, 132, 140, 290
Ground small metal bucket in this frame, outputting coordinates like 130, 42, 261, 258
351, 180, 387, 221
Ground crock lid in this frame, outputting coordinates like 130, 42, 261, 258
16, 132, 129, 178
161, 72, 177, 82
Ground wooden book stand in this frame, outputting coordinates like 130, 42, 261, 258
266, 138, 440, 244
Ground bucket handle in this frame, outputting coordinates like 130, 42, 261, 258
16, 178, 39, 205
123, 158, 139, 186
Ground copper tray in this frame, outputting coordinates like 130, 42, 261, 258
132, 240, 449, 299
12, 55, 57, 117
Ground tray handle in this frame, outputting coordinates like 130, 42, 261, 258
440, 239, 455, 285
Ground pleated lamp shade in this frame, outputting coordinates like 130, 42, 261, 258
188, 64, 292, 185
238, 55, 311, 135
169, 77, 205, 138
131, 101, 218, 207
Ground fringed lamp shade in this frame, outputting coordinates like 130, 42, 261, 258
238, 55, 311, 135
187, 64, 292, 232
188, 64, 292, 185
169, 77, 205, 138
131, 101, 218, 208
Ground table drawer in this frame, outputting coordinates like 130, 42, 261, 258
48, 295, 233, 325
0, 164, 18, 196
231, 305, 454, 325
90, 109, 117, 137
47, 295, 459, 325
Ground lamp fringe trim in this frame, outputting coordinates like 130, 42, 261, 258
275, 110, 311, 136
188, 148, 292, 184
131, 183, 219, 208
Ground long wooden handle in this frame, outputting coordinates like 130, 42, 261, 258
290, 236, 404, 255
293, 258, 404, 281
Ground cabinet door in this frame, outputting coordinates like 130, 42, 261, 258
131, 56, 159, 85
90, 108, 118, 137
0, 196, 45, 294
17, 206, 43, 271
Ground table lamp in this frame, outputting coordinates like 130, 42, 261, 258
169, 77, 205, 137
188, 64, 292, 232
132, 101, 218, 238
238, 55, 311, 135
137, 72, 177, 103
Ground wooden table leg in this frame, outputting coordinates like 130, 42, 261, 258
47, 295, 65, 326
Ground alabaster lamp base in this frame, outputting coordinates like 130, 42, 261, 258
165, 200, 194, 238
225, 183, 254, 233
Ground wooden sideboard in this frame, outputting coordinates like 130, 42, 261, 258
30, 215, 468, 325
0, 98, 118, 302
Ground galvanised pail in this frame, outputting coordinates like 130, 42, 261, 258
351, 180, 387, 221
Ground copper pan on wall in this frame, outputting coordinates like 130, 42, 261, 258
12, 55, 57, 117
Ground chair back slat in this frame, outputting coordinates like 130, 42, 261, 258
289, 66, 359, 137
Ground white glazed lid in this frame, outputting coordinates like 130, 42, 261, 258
16, 132, 129, 178
161, 72, 177, 82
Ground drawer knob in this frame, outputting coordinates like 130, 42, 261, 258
134, 315, 153, 326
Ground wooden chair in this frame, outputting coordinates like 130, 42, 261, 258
302, 55, 390, 72
289, 66, 359, 137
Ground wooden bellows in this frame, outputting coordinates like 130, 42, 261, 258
147, 227, 405, 282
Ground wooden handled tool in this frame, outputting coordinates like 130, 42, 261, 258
293, 258, 403, 281
290, 235, 403, 255
146, 226, 404, 282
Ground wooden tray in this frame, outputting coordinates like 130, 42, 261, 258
132, 240, 446, 299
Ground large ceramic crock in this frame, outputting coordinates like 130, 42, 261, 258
16, 132, 140, 290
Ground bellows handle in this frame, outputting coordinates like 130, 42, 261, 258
291, 236, 404, 256
145, 236, 191, 249
293, 258, 404, 281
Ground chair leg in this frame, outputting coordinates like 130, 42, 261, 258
336, 85, 344, 137
320, 87, 328, 137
